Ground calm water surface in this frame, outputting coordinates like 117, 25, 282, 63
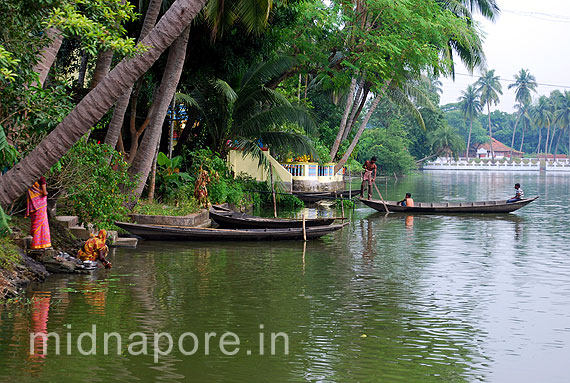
1, 171, 569, 382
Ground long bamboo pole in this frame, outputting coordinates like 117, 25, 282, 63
372, 181, 390, 213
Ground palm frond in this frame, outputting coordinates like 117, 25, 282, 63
211, 78, 238, 103
387, 86, 426, 130
237, 105, 317, 137
240, 56, 295, 91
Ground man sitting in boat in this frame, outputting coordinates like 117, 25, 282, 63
507, 183, 524, 203
361, 157, 377, 200
77, 230, 112, 269
398, 193, 414, 207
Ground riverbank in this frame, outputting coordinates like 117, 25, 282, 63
0, 238, 48, 301
0, 216, 85, 301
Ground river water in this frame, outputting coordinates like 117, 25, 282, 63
0, 171, 569, 382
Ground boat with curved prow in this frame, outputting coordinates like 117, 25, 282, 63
210, 206, 335, 229
359, 196, 539, 214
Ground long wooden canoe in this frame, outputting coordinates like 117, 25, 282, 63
293, 189, 360, 203
359, 196, 539, 213
209, 208, 335, 229
114, 221, 348, 241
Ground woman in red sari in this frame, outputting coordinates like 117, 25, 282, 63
25, 176, 52, 250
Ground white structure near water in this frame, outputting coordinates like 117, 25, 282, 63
424, 157, 570, 172
227, 149, 345, 191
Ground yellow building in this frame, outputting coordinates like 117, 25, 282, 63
227, 149, 345, 192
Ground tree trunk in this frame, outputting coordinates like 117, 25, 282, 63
127, 26, 191, 203
466, 119, 473, 161
519, 125, 525, 153
31, 27, 63, 88
104, 0, 163, 149
553, 129, 562, 161
544, 123, 551, 156
77, 51, 89, 88
342, 79, 365, 140
536, 126, 542, 156
147, 138, 161, 201
487, 103, 495, 163
334, 94, 381, 173
509, 113, 520, 160
90, 50, 114, 89
342, 84, 368, 142
548, 124, 557, 154
0, 0, 208, 208
330, 77, 357, 160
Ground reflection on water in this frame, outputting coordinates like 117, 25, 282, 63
0, 171, 569, 382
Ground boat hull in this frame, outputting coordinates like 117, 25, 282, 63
115, 222, 347, 241
209, 209, 335, 229
359, 196, 539, 214
293, 189, 360, 203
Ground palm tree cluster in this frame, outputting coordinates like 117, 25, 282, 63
458, 68, 570, 161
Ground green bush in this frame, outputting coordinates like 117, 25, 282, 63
49, 140, 137, 229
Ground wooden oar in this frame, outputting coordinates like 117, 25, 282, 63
372, 181, 390, 213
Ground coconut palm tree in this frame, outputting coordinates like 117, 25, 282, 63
0, 0, 208, 207
548, 90, 564, 154
508, 69, 537, 158
458, 84, 482, 160
517, 103, 532, 153
178, 57, 317, 164
554, 90, 570, 160
476, 69, 502, 162
427, 124, 466, 161
531, 96, 552, 157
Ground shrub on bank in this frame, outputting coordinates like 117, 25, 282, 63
49, 140, 136, 230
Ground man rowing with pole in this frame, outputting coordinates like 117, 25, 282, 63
361, 156, 377, 200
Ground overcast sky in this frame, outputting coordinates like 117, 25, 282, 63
439, 0, 570, 113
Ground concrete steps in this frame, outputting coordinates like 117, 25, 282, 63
55, 215, 136, 248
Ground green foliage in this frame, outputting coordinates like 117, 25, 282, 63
156, 152, 192, 202
357, 126, 416, 175
0, 237, 21, 271
0, 206, 12, 237
48, 140, 136, 229
48, 0, 141, 57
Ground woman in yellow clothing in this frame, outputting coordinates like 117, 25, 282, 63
78, 230, 112, 269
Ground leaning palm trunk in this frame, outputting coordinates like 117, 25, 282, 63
127, 26, 190, 202
536, 127, 542, 156
519, 126, 525, 153
104, 0, 163, 149
544, 123, 551, 157
466, 119, 473, 161
90, 50, 114, 89
330, 77, 357, 160
334, 94, 382, 174
553, 130, 562, 161
342, 79, 366, 141
487, 103, 495, 163
509, 113, 521, 160
548, 124, 557, 154
0, 0, 208, 208
31, 27, 63, 88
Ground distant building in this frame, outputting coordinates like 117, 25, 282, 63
467, 138, 524, 159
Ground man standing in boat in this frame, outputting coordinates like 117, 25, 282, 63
361, 157, 377, 200
507, 183, 524, 203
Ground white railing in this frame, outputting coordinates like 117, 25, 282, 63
424, 157, 540, 171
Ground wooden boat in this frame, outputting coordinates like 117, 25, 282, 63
209, 207, 335, 229
114, 221, 348, 241
359, 196, 539, 214
292, 189, 360, 203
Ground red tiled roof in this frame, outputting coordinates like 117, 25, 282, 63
476, 138, 523, 154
